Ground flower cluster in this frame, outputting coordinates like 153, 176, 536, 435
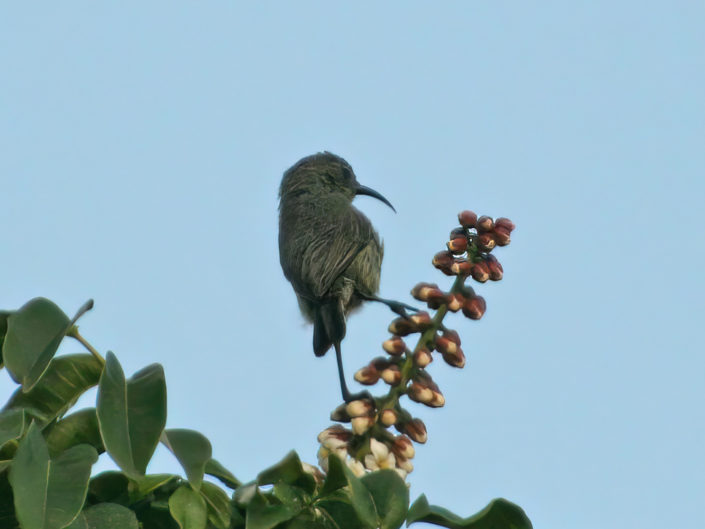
317, 210, 515, 480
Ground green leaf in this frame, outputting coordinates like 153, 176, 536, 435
0, 409, 28, 449
316, 499, 364, 529
87, 471, 130, 505
169, 485, 208, 529
244, 489, 298, 529
69, 503, 139, 529
0, 310, 11, 369
9, 422, 98, 529
0, 471, 20, 529
199, 481, 231, 529
360, 470, 408, 529
320, 454, 348, 496
321, 455, 377, 529
130, 473, 179, 502
0, 460, 10, 473
97, 352, 167, 479
406, 495, 533, 529
3, 298, 72, 391
45, 407, 104, 457
204, 458, 241, 489
161, 428, 212, 491
4, 354, 103, 424
257, 451, 316, 495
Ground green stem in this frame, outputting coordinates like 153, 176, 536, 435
68, 326, 105, 366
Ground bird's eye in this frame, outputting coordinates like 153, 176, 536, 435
341, 166, 353, 181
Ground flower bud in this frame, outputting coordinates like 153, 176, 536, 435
414, 370, 440, 391
476, 215, 494, 232
458, 210, 477, 229
434, 334, 457, 355
391, 435, 415, 459
407, 382, 434, 404
443, 329, 461, 345
432, 251, 455, 275
449, 227, 466, 239
471, 262, 490, 283
317, 425, 352, 444
493, 226, 511, 246
428, 390, 445, 408
462, 296, 486, 320
380, 409, 398, 426
413, 347, 433, 368
388, 317, 417, 336
346, 399, 374, 418
402, 418, 428, 444
486, 255, 503, 281
411, 283, 445, 304
351, 416, 375, 435
381, 365, 402, 385
447, 236, 468, 254
382, 336, 406, 356
495, 217, 515, 233
397, 457, 414, 473
410, 311, 432, 330
442, 346, 466, 368
370, 357, 391, 370
450, 259, 472, 276
477, 232, 496, 251
354, 365, 380, 385
330, 403, 351, 422
446, 292, 464, 312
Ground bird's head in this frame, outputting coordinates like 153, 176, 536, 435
279, 152, 395, 212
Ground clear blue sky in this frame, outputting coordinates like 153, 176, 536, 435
1, 3, 703, 528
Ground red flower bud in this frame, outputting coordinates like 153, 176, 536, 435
410, 311, 432, 330
458, 210, 478, 229
447, 237, 468, 254
388, 317, 417, 336
442, 346, 466, 368
382, 336, 406, 355
391, 435, 415, 459
495, 217, 515, 233
435, 335, 457, 355
413, 348, 433, 368
462, 296, 486, 320
354, 365, 380, 385
446, 292, 464, 312
449, 227, 466, 239
486, 255, 503, 281
330, 403, 351, 422
346, 399, 375, 418
380, 409, 398, 426
402, 418, 428, 444
471, 262, 490, 283
351, 416, 375, 435
493, 226, 511, 246
476, 215, 494, 232
432, 251, 455, 276
450, 259, 472, 276
428, 390, 445, 408
407, 382, 434, 404
443, 329, 461, 345
381, 365, 402, 385
477, 232, 496, 251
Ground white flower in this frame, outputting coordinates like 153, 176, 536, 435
364, 438, 396, 471
346, 458, 366, 477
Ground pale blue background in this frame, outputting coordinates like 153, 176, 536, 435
1, 3, 704, 528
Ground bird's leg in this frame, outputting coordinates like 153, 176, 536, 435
359, 294, 419, 319
334, 341, 372, 403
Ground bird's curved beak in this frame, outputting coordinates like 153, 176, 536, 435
355, 184, 396, 213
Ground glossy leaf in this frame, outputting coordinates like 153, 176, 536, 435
4, 354, 103, 424
324, 454, 377, 529
360, 470, 408, 529
9, 422, 98, 529
316, 498, 364, 529
406, 495, 533, 529
200, 481, 231, 529
0, 471, 20, 529
257, 450, 316, 495
68, 503, 139, 529
97, 352, 167, 479
3, 298, 71, 391
245, 491, 298, 529
320, 453, 347, 496
205, 458, 241, 489
0, 310, 11, 369
0, 409, 27, 449
130, 473, 178, 502
162, 428, 212, 491
169, 485, 208, 529
87, 471, 130, 505
45, 407, 104, 457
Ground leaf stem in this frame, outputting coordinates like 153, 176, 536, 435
68, 326, 105, 366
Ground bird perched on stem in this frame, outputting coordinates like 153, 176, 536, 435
278, 152, 415, 402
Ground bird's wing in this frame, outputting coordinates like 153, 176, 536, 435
293, 207, 378, 301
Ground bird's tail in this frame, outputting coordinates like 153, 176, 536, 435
313, 301, 346, 357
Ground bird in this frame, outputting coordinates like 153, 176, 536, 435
278, 152, 414, 402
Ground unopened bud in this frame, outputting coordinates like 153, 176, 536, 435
382, 336, 406, 355
493, 226, 511, 246
409, 311, 432, 330
435, 335, 457, 355
443, 329, 461, 345
330, 403, 351, 422
351, 416, 375, 435
354, 365, 380, 385
458, 210, 477, 228
432, 251, 455, 275
403, 418, 428, 444
414, 370, 440, 391
495, 217, 515, 233
462, 296, 486, 320
317, 425, 352, 445
411, 283, 445, 303
391, 435, 415, 459
381, 365, 402, 385
397, 457, 414, 474
413, 348, 433, 368
380, 409, 398, 426
486, 255, 503, 281
449, 227, 466, 239
450, 259, 472, 276
447, 237, 468, 254
442, 346, 466, 368
476, 215, 494, 232
477, 232, 496, 251
407, 382, 434, 404
346, 399, 374, 418
446, 292, 464, 312
370, 357, 391, 370
471, 262, 490, 283
428, 390, 445, 408
388, 317, 417, 336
